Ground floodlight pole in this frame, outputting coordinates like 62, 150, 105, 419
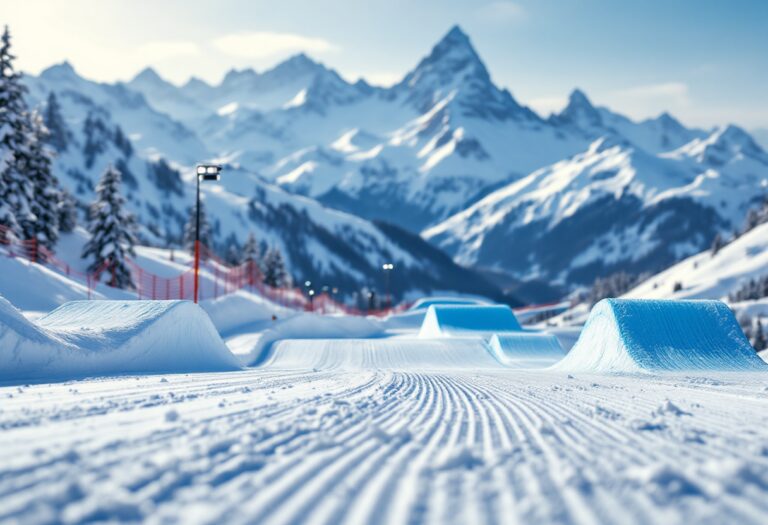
193, 164, 222, 304
382, 263, 394, 309
194, 170, 201, 304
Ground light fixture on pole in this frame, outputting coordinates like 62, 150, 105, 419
382, 263, 394, 309
193, 164, 222, 304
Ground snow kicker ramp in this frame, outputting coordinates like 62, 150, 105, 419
554, 299, 767, 373
418, 304, 522, 338
487, 333, 564, 368
0, 298, 240, 382
264, 338, 507, 370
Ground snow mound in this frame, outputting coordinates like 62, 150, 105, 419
0, 298, 240, 382
409, 297, 489, 311
242, 313, 384, 366
419, 304, 521, 338
487, 332, 564, 368
263, 338, 504, 370
554, 299, 767, 373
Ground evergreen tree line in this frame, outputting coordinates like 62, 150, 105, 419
587, 271, 649, 306
0, 26, 75, 251
0, 26, 138, 288
729, 275, 768, 303
180, 203, 292, 289
737, 313, 767, 352
711, 196, 768, 256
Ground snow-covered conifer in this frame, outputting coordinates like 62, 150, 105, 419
243, 233, 260, 264
262, 247, 289, 288
27, 111, 60, 250
57, 188, 78, 233
0, 26, 35, 239
42, 92, 71, 153
752, 318, 767, 352
81, 164, 136, 288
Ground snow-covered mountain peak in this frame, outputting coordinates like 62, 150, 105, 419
589, 134, 632, 153
714, 124, 765, 153
654, 111, 685, 130
552, 88, 603, 130
392, 25, 534, 122
39, 61, 81, 83
672, 124, 768, 166
270, 53, 324, 77
131, 67, 166, 86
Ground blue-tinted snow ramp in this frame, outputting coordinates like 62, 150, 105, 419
419, 304, 522, 338
488, 333, 564, 368
554, 299, 766, 373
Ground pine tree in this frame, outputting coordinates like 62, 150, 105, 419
81, 165, 136, 288
753, 319, 767, 352
82, 112, 109, 169
243, 233, 260, 264
183, 201, 213, 257
57, 189, 77, 233
225, 245, 239, 265
262, 247, 289, 288
27, 111, 60, 250
0, 25, 35, 240
42, 92, 71, 153
710, 233, 724, 256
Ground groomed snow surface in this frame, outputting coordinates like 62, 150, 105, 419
2, 294, 768, 524
0, 297, 240, 382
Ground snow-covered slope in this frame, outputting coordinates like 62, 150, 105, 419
625, 221, 768, 300
425, 126, 768, 285
20, 80, 506, 301
23, 25, 768, 293
118, 26, 590, 231
550, 89, 706, 154
26, 62, 208, 164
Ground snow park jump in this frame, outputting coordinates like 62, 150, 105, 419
554, 299, 768, 373
487, 332, 564, 368
0, 297, 240, 382
418, 304, 523, 338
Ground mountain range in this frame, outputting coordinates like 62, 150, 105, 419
22, 25, 768, 300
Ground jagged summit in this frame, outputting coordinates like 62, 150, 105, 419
40, 61, 79, 80
553, 88, 603, 129
394, 25, 537, 122
132, 67, 164, 84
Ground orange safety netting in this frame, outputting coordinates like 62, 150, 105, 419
0, 225, 406, 316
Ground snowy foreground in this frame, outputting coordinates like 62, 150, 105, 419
2, 366, 768, 524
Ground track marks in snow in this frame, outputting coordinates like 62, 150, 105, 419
1, 370, 768, 524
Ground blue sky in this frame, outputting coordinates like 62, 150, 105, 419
2, 0, 766, 129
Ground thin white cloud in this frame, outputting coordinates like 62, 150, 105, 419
614, 81, 691, 105
133, 41, 200, 62
600, 82, 692, 121
477, 1, 527, 23
213, 31, 338, 59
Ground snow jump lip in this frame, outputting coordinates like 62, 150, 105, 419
0, 298, 240, 383
418, 304, 522, 338
487, 333, 564, 368
263, 338, 508, 370
552, 298, 767, 373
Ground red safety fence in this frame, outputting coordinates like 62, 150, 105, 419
0, 224, 405, 316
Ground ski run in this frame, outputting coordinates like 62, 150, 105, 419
1, 284, 768, 524
2, 365, 768, 524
